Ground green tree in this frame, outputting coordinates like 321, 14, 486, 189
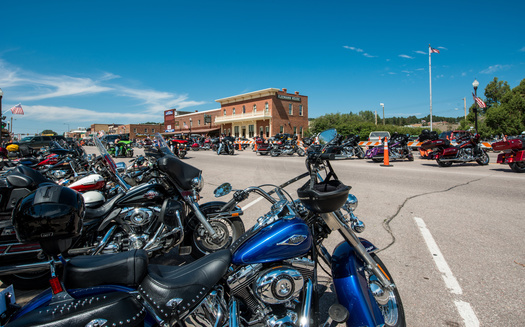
484, 77, 511, 113
41, 129, 57, 135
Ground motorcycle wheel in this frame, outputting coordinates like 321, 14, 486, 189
126, 149, 134, 158
436, 158, 452, 167
270, 149, 280, 157
186, 203, 245, 259
372, 158, 383, 163
228, 147, 235, 155
1, 271, 51, 290
367, 254, 406, 327
357, 147, 365, 159
297, 148, 306, 157
178, 152, 186, 159
476, 151, 489, 165
509, 162, 525, 173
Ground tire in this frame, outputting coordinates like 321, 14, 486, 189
436, 158, 452, 167
185, 202, 245, 259
178, 152, 186, 159
229, 147, 235, 155
126, 149, 134, 158
372, 158, 383, 163
476, 150, 489, 165
356, 147, 365, 159
1, 271, 51, 290
297, 148, 306, 157
510, 162, 525, 173
270, 149, 280, 157
367, 254, 406, 327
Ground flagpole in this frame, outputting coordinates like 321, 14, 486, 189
429, 44, 433, 132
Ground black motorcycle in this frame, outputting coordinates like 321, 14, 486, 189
217, 136, 235, 155
270, 134, 306, 157
324, 134, 365, 159
0, 134, 245, 290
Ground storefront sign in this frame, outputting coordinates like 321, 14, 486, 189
165, 129, 175, 133
277, 94, 301, 102
165, 111, 173, 115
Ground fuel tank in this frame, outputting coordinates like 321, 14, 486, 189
116, 183, 168, 207
231, 217, 312, 265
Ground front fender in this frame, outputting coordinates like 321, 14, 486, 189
331, 241, 384, 327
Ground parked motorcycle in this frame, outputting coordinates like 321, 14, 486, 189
365, 133, 413, 162
324, 134, 365, 159
217, 136, 235, 155
0, 134, 245, 290
254, 135, 273, 155
492, 136, 525, 172
108, 140, 134, 158
168, 138, 188, 159
433, 133, 489, 167
0, 128, 405, 327
270, 134, 306, 157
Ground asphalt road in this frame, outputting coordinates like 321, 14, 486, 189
3, 146, 524, 326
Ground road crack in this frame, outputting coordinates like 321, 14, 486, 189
378, 176, 487, 253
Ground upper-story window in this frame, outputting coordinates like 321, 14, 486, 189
299, 105, 303, 116
145, 128, 148, 133
253, 104, 257, 113
265, 102, 269, 113
224, 109, 226, 116
289, 103, 293, 115
242, 105, 246, 114
233, 108, 236, 115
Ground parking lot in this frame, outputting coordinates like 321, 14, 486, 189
4, 146, 525, 326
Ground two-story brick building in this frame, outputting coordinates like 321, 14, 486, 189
163, 88, 308, 139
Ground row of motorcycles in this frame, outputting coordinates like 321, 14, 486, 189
0, 129, 405, 327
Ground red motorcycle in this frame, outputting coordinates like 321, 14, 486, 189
433, 133, 490, 167
492, 137, 525, 172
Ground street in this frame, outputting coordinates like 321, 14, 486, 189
3, 147, 524, 326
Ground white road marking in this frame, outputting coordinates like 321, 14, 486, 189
241, 196, 264, 210
414, 217, 480, 327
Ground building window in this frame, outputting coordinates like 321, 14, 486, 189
233, 108, 236, 115
198, 120, 201, 126
265, 126, 269, 137
299, 105, 303, 116
289, 103, 293, 115
242, 105, 246, 114
300, 127, 303, 137
234, 126, 239, 137
259, 126, 264, 137
152, 128, 155, 133
265, 102, 269, 113
145, 128, 148, 133
253, 104, 257, 113
280, 126, 284, 133
293, 127, 297, 135
224, 109, 226, 116
134, 128, 137, 133
248, 125, 255, 138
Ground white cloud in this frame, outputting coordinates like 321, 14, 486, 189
520, 46, 525, 52
399, 54, 414, 59
22, 105, 154, 123
343, 46, 376, 58
414, 50, 426, 55
480, 64, 511, 74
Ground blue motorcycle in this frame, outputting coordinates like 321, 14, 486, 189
1, 129, 405, 327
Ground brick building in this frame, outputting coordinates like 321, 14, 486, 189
163, 88, 308, 139
116, 123, 164, 140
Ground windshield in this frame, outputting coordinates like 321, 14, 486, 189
370, 132, 390, 138
94, 135, 130, 190
154, 133, 175, 157
20, 137, 33, 142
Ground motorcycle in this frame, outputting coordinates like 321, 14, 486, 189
217, 136, 235, 155
324, 134, 365, 159
1, 128, 405, 327
0, 133, 245, 290
492, 136, 525, 172
433, 133, 489, 167
365, 133, 413, 162
254, 136, 273, 155
168, 138, 188, 159
270, 135, 306, 157
108, 140, 134, 158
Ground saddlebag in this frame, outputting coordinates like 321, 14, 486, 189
420, 139, 449, 150
492, 139, 523, 151
442, 147, 458, 156
6, 291, 146, 327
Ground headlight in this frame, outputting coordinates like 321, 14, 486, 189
191, 174, 204, 192
344, 194, 358, 211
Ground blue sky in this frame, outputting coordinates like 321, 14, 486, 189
1, 0, 524, 135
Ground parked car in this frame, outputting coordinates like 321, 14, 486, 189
17, 135, 66, 149
368, 131, 390, 142
100, 134, 127, 148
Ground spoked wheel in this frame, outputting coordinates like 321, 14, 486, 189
297, 147, 306, 157
510, 162, 525, 173
436, 158, 452, 167
476, 151, 489, 165
367, 254, 406, 327
186, 203, 245, 259
126, 150, 134, 158
356, 147, 365, 159
228, 147, 235, 155
372, 158, 383, 163
270, 149, 280, 157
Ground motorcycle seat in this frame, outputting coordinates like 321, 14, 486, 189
84, 192, 125, 220
63, 249, 149, 289
138, 249, 231, 318
157, 155, 201, 190
6, 165, 53, 188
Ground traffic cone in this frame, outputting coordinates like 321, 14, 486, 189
254, 141, 258, 152
238, 142, 242, 151
381, 137, 393, 167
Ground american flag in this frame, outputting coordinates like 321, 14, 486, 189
10, 103, 24, 115
472, 93, 486, 108
430, 47, 440, 54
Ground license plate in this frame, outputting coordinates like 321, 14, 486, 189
0, 285, 16, 315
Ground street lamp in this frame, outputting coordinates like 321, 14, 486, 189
472, 79, 480, 133
64, 123, 70, 136
380, 103, 385, 125
0, 88, 3, 145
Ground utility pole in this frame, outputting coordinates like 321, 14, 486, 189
380, 103, 385, 125
374, 111, 378, 125
463, 97, 467, 121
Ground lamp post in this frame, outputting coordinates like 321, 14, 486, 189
380, 103, 385, 125
472, 79, 479, 133
0, 88, 3, 145
64, 123, 70, 137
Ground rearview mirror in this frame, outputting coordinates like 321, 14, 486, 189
214, 183, 232, 197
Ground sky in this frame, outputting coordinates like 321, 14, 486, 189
1, 0, 524, 136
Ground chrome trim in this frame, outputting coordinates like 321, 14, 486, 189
299, 279, 313, 327
277, 234, 308, 246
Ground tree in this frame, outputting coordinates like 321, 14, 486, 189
41, 129, 57, 136
484, 78, 525, 136
484, 77, 511, 113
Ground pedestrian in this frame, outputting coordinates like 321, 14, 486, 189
114, 136, 121, 157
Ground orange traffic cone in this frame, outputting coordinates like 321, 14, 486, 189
254, 141, 258, 152
381, 137, 393, 167
238, 142, 242, 151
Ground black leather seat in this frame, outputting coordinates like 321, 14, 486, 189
138, 249, 231, 319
